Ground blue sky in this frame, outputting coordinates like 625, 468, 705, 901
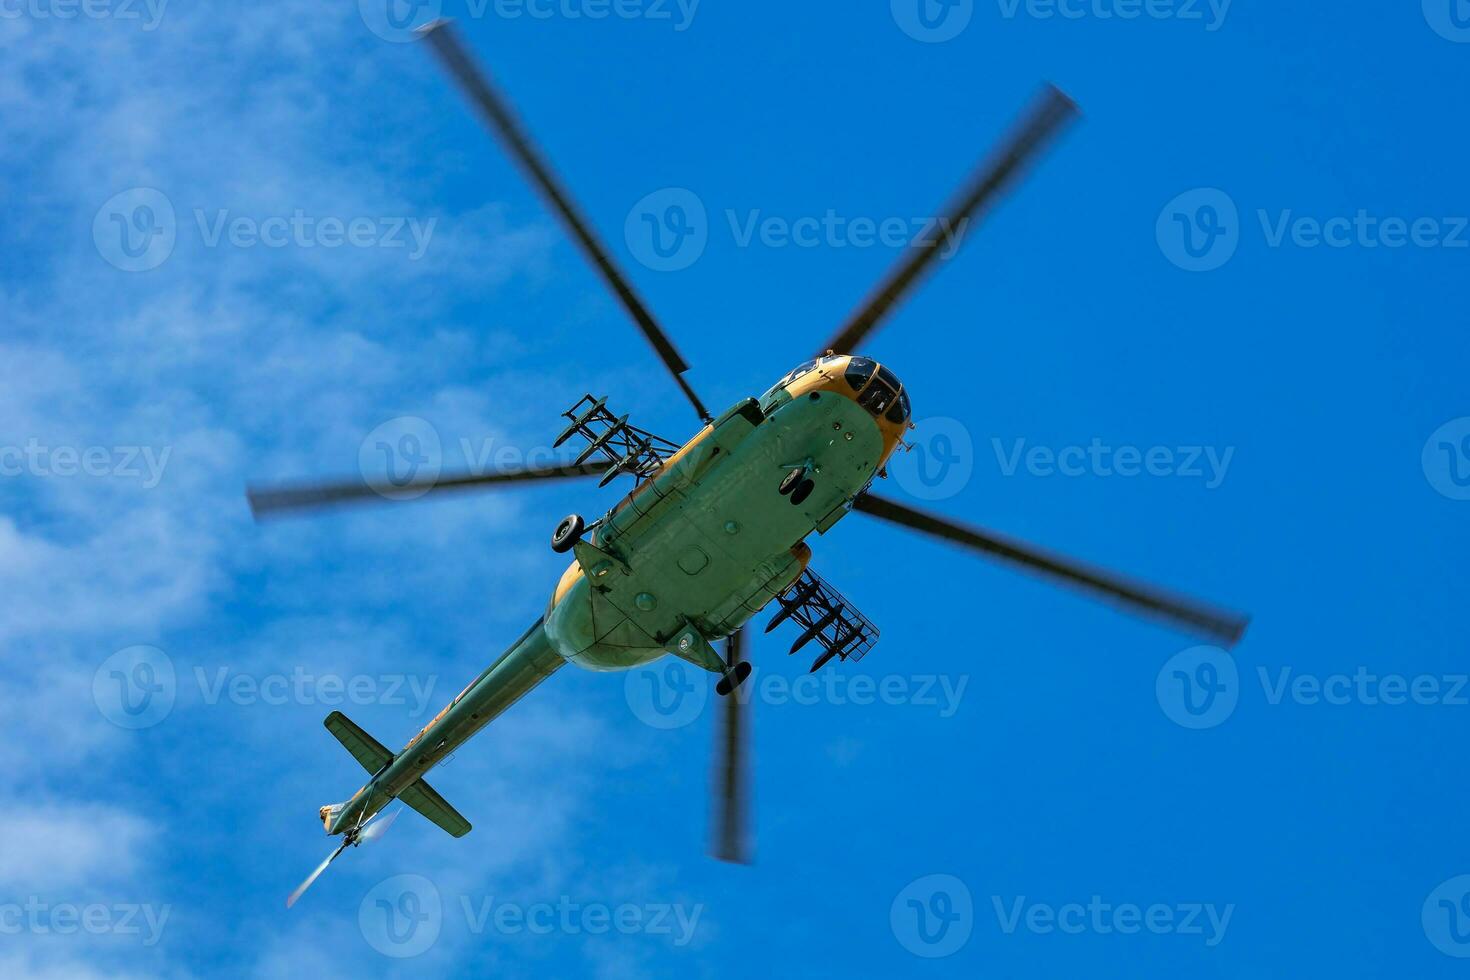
2, 1, 1468, 977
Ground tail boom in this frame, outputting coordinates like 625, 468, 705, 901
322, 618, 564, 837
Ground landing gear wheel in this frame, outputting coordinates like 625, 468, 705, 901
716, 661, 753, 697
790, 479, 815, 506
778, 468, 804, 496
551, 513, 585, 554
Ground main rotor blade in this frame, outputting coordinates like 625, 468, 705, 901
286, 839, 350, 909
247, 460, 613, 520
852, 494, 1249, 647
818, 84, 1079, 357
419, 19, 711, 424
711, 629, 751, 865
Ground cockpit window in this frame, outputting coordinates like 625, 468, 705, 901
875, 365, 901, 392
779, 359, 819, 388
858, 374, 898, 416
885, 389, 911, 425
844, 357, 876, 392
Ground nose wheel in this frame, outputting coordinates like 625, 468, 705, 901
778, 461, 816, 506
716, 661, 753, 697
551, 513, 585, 553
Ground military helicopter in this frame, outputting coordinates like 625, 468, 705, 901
257, 20, 1249, 908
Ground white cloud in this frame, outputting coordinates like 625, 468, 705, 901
0, 802, 153, 891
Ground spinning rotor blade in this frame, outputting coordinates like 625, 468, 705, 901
286, 807, 400, 909
852, 494, 1249, 647
248, 460, 614, 520
419, 19, 711, 424
818, 84, 1079, 357
286, 839, 350, 909
358, 806, 401, 843
711, 629, 751, 865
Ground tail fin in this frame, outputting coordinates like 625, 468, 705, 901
399, 779, 472, 838
324, 711, 393, 773
322, 711, 472, 839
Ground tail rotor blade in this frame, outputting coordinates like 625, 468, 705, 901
359, 806, 402, 844
286, 840, 350, 910
711, 629, 751, 864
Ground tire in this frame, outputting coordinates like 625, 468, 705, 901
551, 513, 585, 553
778, 468, 804, 496
790, 479, 815, 506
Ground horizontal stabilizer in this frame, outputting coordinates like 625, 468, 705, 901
400, 778, 473, 838
324, 711, 393, 774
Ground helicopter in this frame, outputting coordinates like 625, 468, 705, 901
256, 19, 1249, 908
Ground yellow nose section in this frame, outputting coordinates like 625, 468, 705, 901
782, 355, 909, 468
